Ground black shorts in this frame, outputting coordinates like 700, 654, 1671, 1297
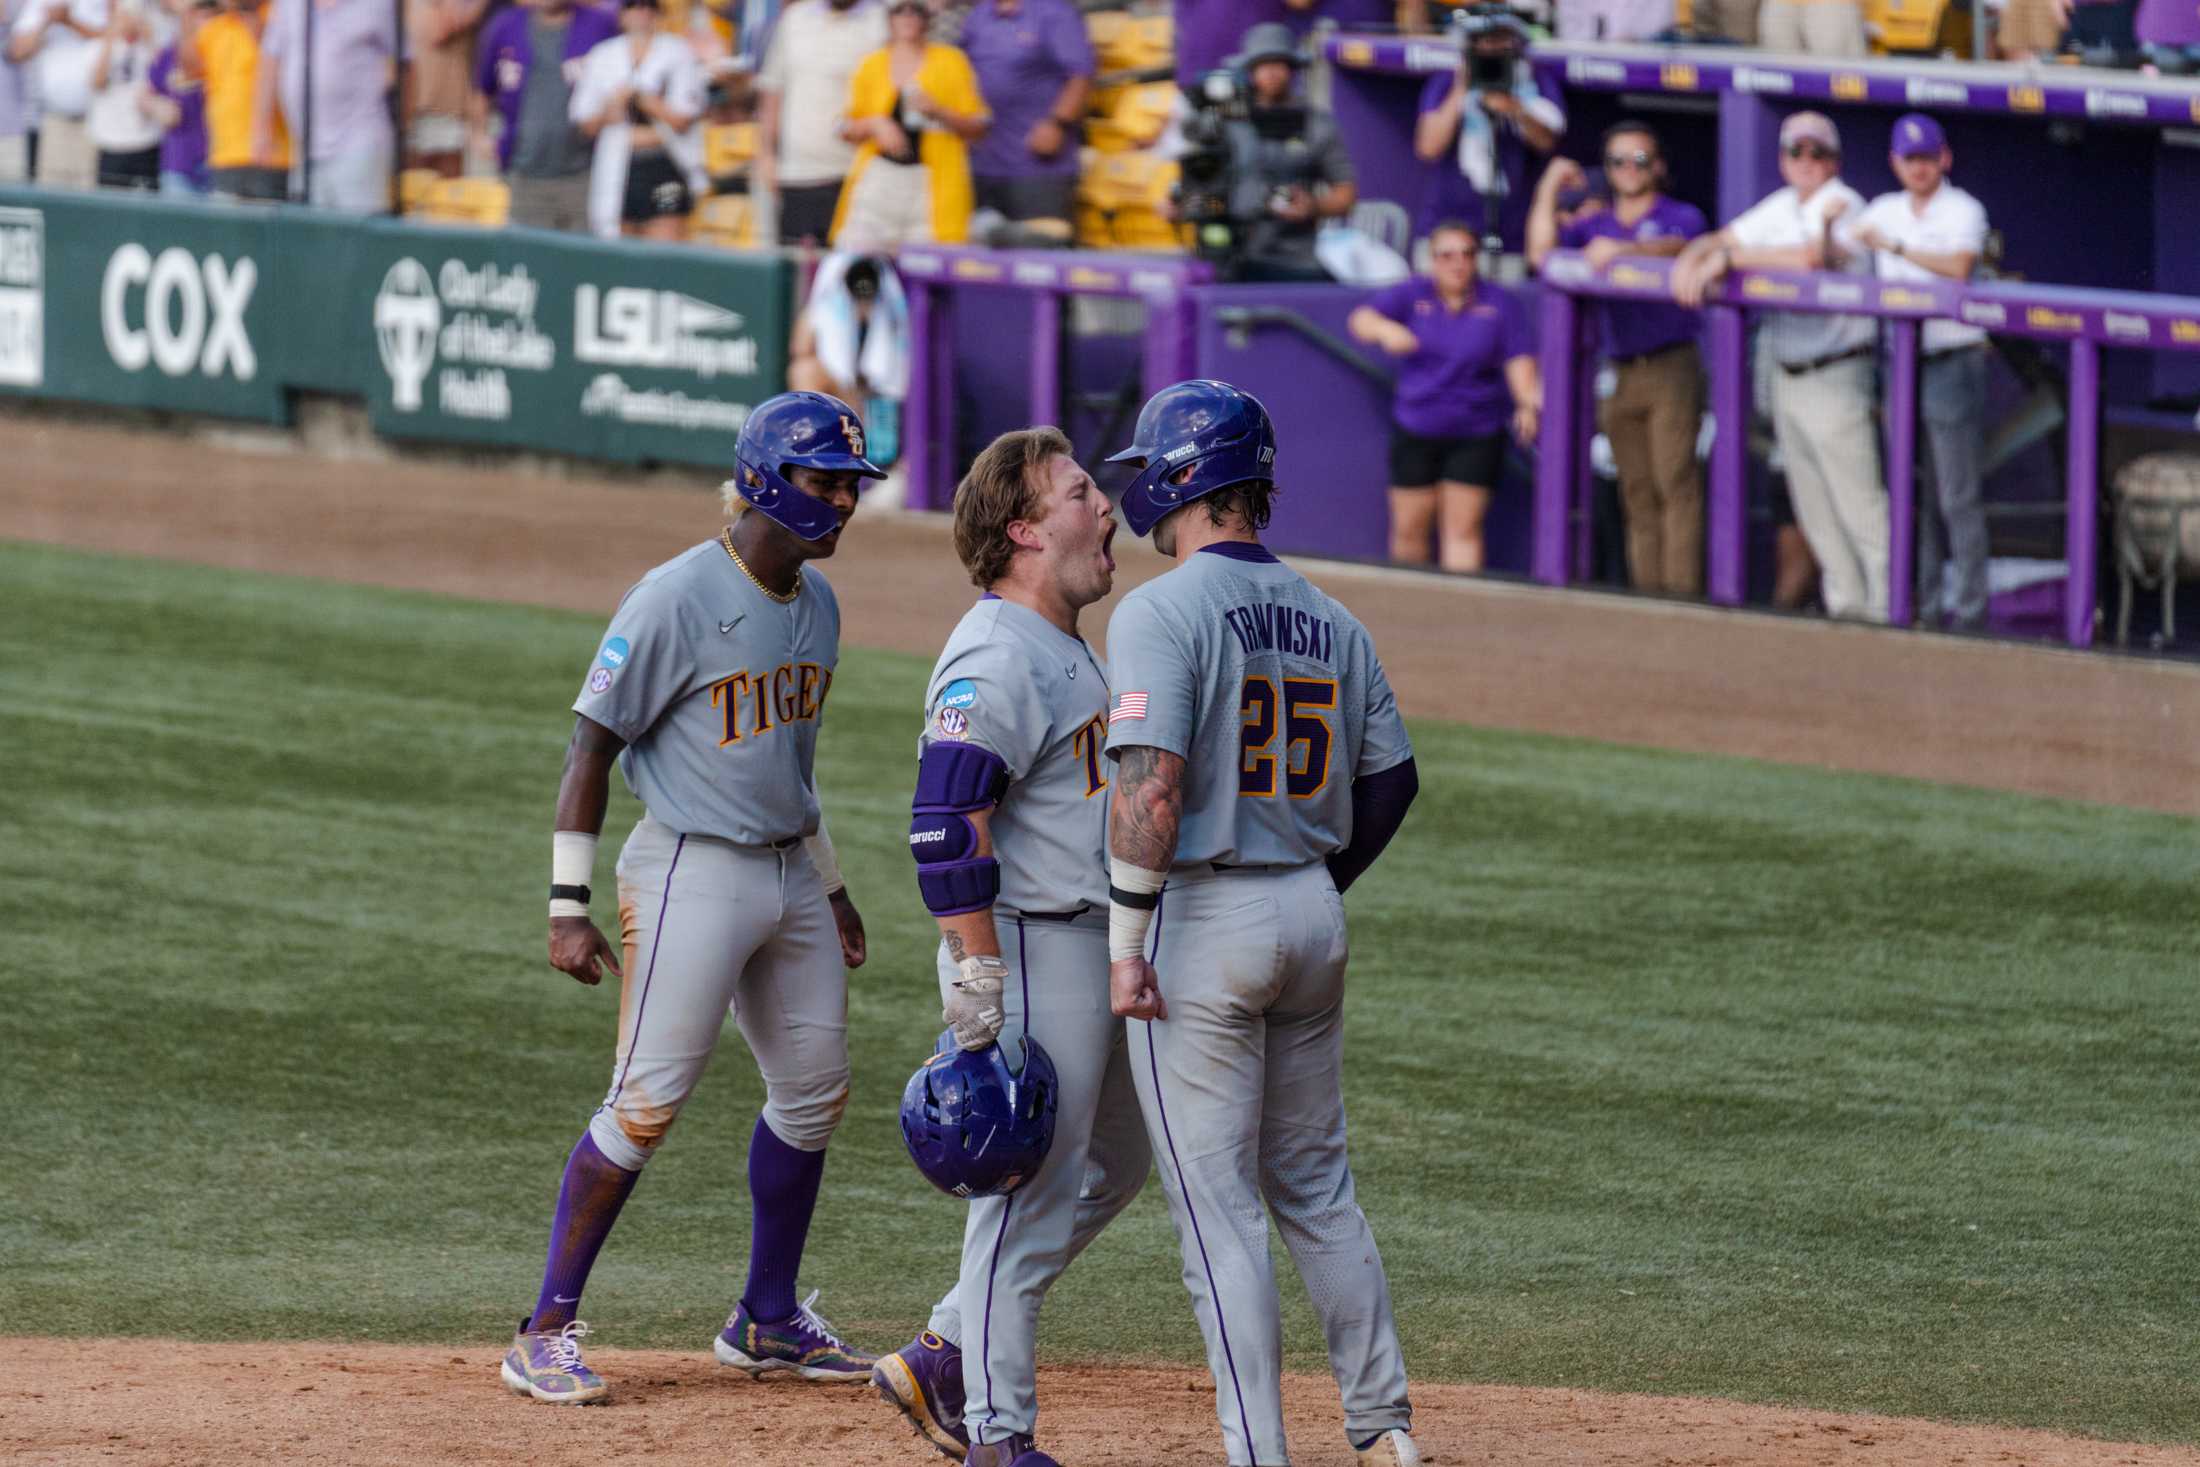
1387, 425, 1506, 489
97, 147, 160, 191
622, 151, 692, 223
973, 173, 1075, 223
777, 181, 842, 244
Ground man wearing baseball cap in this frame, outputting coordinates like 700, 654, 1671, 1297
1857, 113, 1993, 633
1673, 110, 1888, 621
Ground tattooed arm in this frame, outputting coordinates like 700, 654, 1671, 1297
1106, 745, 1183, 1021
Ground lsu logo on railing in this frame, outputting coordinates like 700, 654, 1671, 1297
1741, 277, 1800, 302
2008, 85, 2046, 112
1831, 73, 1868, 100
951, 258, 1005, 282
2026, 306, 2084, 334
1660, 63, 1698, 90
2173, 320, 2200, 345
1609, 264, 1664, 290
1338, 39, 1373, 65
1067, 267, 1122, 290
1877, 286, 1935, 310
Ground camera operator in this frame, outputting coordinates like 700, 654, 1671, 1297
1411, 6, 1562, 256
1173, 22, 1355, 283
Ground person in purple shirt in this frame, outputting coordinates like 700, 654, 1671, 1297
1347, 218, 1541, 573
475, 0, 620, 231
2135, 0, 2200, 70
1411, 13, 1562, 254
148, 4, 214, 196
957, 0, 1091, 229
1171, 0, 1389, 86
1526, 120, 1709, 596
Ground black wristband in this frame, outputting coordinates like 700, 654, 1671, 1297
550, 883, 592, 905
1108, 883, 1159, 911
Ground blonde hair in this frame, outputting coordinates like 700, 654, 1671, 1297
952, 427, 1074, 589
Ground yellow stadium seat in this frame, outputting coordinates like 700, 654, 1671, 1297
1106, 81, 1175, 147
1866, 0, 1970, 52
704, 122, 758, 176
424, 176, 511, 228
399, 168, 440, 215
1091, 11, 1172, 72
1076, 149, 1185, 252
690, 192, 758, 249
1085, 118, 1138, 153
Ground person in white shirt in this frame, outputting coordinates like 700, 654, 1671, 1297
86, 0, 162, 187
754, 0, 884, 245
1672, 110, 1888, 622
570, 0, 707, 241
8, 0, 111, 188
1857, 112, 1992, 633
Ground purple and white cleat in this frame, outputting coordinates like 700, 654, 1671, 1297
714, 1288, 876, 1383
500, 1318, 610, 1404
871, 1330, 970, 1460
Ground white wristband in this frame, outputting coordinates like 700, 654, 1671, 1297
805, 814, 845, 896
551, 829, 598, 919
1106, 857, 1166, 963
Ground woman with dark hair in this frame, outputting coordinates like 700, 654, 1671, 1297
571, 0, 707, 240
1347, 217, 1539, 573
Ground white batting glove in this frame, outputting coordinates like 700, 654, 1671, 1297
943, 954, 1009, 1051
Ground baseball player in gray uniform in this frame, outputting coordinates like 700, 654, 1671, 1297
501, 391, 885, 1406
1099, 380, 1425, 1467
871, 427, 1154, 1467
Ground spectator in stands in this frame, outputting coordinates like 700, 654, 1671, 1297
1996, 0, 2065, 59
1555, 0, 1675, 42
475, 0, 619, 231
87, 0, 162, 188
0, 0, 31, 184
1347, 217, 1540, 574
195, 0, 288, 200
572, 0, 707, 240
1758, 0, 1866, 53
921, 0, 967, 46
1672, 111, 1887, 622
756, 0, 885, 245
830, 0, 985, 249
406, 0, 490, 176
2136, 0, 2200, 69
1195, 22, 1353, 282
255, 0, 402, 213
9, 0, 111, 189
1686, 0, 1759, 42
147, 0, 215, 195
957, 0, 1091, 238
1858, 113, 1990, 632
1527, 121, 1709, 596
1180, 0, 1387, 80
1411, 10, 1561, 256
2067, 0, 2139, 64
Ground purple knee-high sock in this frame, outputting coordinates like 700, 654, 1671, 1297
528, 1131, 641, 1334
739, 1114, 827, 1324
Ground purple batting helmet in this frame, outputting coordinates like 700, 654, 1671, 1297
900, 1029, 1059, 1199
1106, 378, 1278, 538
731, 390, 885, 541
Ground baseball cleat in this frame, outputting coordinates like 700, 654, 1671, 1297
714, 1288, 877, 1382
872, 1330, 970, 1459
1353, 1427, 1422, 1465
963, 1434, 1037, 1467
500, 1318, 610, 1404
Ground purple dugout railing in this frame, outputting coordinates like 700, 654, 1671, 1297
1536, 250, 2200, 648
896, 246, 1212, 511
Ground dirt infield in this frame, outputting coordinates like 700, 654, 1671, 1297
10, 1337, 2197, 1467
8, 413, 2200, 1466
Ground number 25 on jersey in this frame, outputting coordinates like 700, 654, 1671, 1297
1239, 676, 1334, 799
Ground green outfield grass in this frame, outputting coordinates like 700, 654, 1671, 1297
2, 539, 2195, 1442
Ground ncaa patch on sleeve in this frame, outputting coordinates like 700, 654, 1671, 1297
599, 637, 631, 670
940, 678, 979, 710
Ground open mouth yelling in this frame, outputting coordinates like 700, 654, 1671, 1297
1101, 521, 1117, 573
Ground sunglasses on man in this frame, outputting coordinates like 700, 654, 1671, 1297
1603, 149, 1654, 169
1782, 142, 1836, 162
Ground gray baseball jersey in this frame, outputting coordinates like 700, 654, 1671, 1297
1102, 543, 1411, 866
574, 539, 841, 845
920, 596, 1110, 916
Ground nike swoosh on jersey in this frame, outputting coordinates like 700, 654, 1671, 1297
719, 617, 745, 634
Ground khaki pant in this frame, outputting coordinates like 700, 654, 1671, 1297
1758, 0, 1867, 53
35, 115, 97, 190
834, 158, 933, 252
1770, 353, 1888, 620
1601, 342, 1706, 595
0, 134, 26, 182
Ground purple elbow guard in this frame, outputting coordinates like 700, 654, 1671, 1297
911, 741, 1012, 916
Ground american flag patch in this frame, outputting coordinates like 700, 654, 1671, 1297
1110, 691, 1149, 722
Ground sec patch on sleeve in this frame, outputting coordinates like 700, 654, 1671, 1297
933, 706, 970, 739
587, 667, 614, 694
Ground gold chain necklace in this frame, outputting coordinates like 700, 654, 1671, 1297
721, 526, 799, 604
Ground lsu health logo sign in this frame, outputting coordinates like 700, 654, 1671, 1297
0, 208, 44, 387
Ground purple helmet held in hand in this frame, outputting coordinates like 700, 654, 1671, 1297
900, 1028, 1059, 1199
